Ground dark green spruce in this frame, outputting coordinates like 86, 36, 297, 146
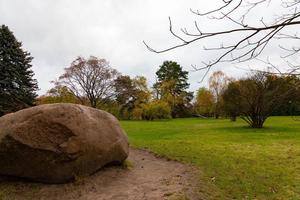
0, 25, 38, 116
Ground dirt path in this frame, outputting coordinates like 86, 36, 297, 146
1, 148, 206, 200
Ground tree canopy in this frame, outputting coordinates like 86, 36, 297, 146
223, 72, 300, 128
54, 56, 119, 108
114, 75, 151, 119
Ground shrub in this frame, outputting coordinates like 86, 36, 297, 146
141, 101, 171, 120
132, 107, 143, 120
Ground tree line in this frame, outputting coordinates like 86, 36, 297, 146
37, 55, 300, 129
37, 58, 194, 120
1, 24, 300, 129
197, 71, 300, 128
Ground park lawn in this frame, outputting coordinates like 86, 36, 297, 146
121, 117, 300, 200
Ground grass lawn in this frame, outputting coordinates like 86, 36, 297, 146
121, 117, 300, 200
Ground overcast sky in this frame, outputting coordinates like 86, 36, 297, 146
0, 0, 297, 95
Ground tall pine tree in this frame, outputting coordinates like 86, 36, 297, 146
153, 61, 193, 118
0, 25, 38, 116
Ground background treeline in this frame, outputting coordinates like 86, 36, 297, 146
37, 58, 193, 120
2, 24, 300, 128
36, 55, 300, 127
196, 71, 300, 119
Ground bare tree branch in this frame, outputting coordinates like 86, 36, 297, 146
144, 0, 300, 75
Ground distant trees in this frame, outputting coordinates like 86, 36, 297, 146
141, 100, 171, 120
194, 87, 214, 117
38, 56, 300, 126
0, 25, 38, 116
54, 56, 119, 108
194, 71, 231, 119
114, 75, 151, 119
114, 75, 136, 118
40, 59, 192, 120
193, 70, 300, 127
222, 81, 242, 121
36, 85, 78, 105
209, 71, 231, 119
154, 61, 193, 117
113, 60, 193, 120
114, 75, 135, 106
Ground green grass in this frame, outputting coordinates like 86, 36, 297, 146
121, 117, 300, 200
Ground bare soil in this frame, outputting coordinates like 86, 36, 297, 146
0, 148, 209, 200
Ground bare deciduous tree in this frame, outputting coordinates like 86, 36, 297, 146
209, 71, 231, 118
144, 0, 300, 75
54, 56, 119, 108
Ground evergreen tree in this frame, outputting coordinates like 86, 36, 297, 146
154, 61, 193, 118
155, 61, 189, 96
0, 25, 38, 116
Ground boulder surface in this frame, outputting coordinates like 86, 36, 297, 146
0, 103, 129, 183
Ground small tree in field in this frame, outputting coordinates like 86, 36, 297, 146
54, 56, 119, 108
0, 25, 38, 116
223, 72, 299, 128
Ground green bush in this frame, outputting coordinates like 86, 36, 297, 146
132, 107, 143, 120
97, 102, 121, 119
141, 101, 171, 120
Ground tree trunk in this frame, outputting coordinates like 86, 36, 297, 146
230, 115, 236, 122
250, 117, 264, 128
90, 99, 97, 108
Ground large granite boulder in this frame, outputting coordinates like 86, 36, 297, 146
0, 103, 129, 183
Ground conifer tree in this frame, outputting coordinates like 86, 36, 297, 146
154, 61, 193, 118
0, 25, 38, 116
